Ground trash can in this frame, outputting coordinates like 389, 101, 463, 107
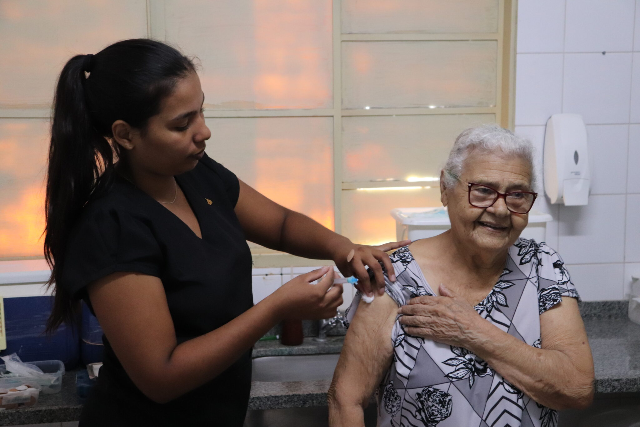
391, 207, 553, 242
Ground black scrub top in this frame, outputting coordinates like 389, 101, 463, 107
61, 154, 254, 426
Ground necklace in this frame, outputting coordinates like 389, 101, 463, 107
160, 179, 178, 204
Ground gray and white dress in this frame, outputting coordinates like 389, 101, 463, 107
345, 238, 579, 427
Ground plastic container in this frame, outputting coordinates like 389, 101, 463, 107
391, 207, 553, 242
0, 360, 65, 394
76, 370, 96, 401
0, 385, 39, 410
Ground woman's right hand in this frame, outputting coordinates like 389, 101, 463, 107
270, 266, 343, 320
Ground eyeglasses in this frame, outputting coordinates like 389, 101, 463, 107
466, 182, 537, 214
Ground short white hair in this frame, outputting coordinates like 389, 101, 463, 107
442, 124, 536, 190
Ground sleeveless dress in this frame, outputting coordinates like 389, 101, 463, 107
345, 239, 579, 427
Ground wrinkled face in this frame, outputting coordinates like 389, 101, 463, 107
441, 149, 533, 254
128, 71, 211, 176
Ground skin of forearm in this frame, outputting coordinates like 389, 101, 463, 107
327, 385, 367, 427
328, 297, 397, 426
467, 321, 593, 410
137, 296, 283, 403
277, 209, 351, 259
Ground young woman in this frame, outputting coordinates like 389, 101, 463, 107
44, 39, 406, 426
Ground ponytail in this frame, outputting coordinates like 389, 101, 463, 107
44, 54, 116, 332
45, 39, 195, 332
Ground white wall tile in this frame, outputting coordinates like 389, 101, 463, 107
630, 54, 640, 122
565, 0, 635, 53
586, 125, 629, 194
515, 125, 546, 191
627, 195, 640, 262
635, 0, 640, 50
252, 274, 281, 305
629, 126, 640, 193
292, 266, 323, 274
558, 195, 626, 264
515, 54, 564, 125
563, 53, 633, 124
517, 0, 566, 53
624, 263, 640, 297
566, 263, 625, 301
281, 273, 301, 284
252, 267, 281, 276
543, 205, 560, 250
513, 126, 561, 248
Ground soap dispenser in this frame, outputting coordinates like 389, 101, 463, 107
544, 114, 590, 206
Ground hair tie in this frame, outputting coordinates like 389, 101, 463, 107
82, 54, 94, 79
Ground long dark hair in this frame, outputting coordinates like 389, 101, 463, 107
45, 39, 195, 332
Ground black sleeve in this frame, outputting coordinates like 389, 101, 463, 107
199, 153, 241, 207
60, 207, 163, 299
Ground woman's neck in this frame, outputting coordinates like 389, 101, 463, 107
440, 230, 508, 282
117, 162, 177, 204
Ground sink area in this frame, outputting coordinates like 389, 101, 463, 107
252, 354, 340, 382
244, 405, 378, 427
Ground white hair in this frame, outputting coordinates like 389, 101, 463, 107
442, 124, 536, 190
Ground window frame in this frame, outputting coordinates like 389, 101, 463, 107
0, 0, 517, 267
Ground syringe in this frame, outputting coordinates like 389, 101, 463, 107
332, 276, 359, 285
331, 269, 377, 303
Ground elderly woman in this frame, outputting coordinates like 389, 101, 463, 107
328, 125, 594, 427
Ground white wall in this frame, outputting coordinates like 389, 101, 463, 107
252, 0, 640, 305
515, 0, 640, 301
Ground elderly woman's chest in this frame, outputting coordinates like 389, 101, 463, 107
416, 259, 503, 307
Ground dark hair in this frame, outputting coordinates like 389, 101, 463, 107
45, 39, 195, 332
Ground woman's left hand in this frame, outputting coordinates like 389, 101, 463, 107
333, 240, 411, 298
398, 284, 484, 348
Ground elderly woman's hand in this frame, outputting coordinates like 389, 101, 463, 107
397, 284, 484, 348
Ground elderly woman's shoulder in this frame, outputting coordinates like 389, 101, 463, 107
511, 238, 566, 268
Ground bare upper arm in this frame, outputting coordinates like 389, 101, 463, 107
87, 272, 177, 394
540, 297, 594, 378
330, 293, 398, 407
234, 179, 289, 248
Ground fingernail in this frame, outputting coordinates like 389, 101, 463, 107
378, 288, 385, 295
391, 274, 397, 282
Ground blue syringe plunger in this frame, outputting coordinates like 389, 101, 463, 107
333, 276, 359, 285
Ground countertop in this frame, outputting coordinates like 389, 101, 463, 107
1, 302, 638, 425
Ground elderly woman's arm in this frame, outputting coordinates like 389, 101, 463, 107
399, 289, 594, 410
328, 295, 397, 427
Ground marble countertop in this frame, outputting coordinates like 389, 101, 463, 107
2, 303, 639, 425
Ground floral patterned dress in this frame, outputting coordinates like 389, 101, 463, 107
344, 238, 579, 427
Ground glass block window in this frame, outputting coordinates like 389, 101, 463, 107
0, 0, 515, 265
